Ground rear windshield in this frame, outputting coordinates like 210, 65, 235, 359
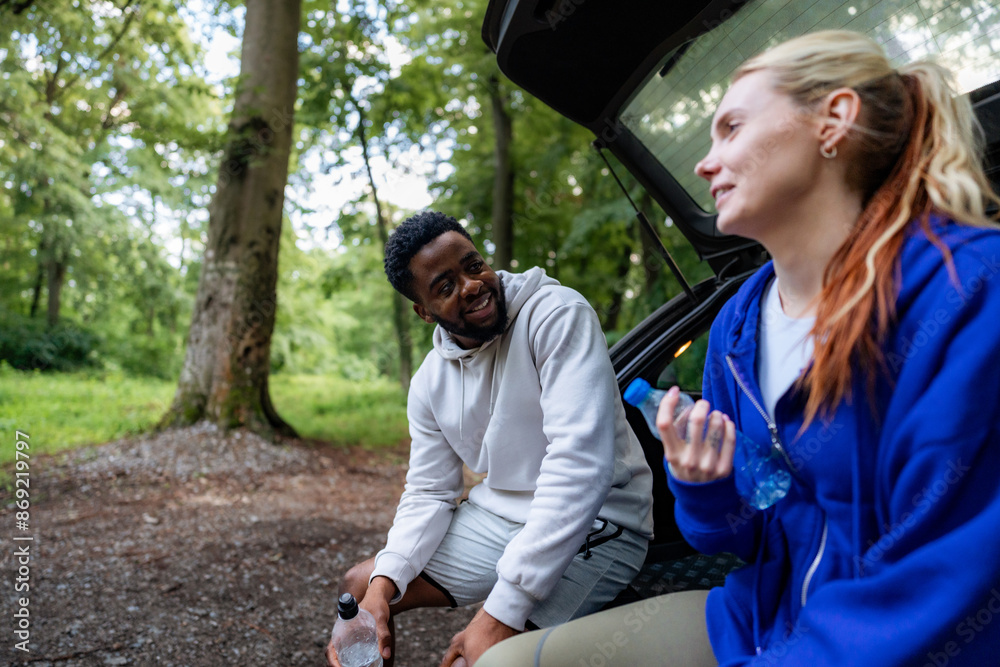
622, 0, 1000, 212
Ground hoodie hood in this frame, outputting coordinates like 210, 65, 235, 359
432, 266, 560, 360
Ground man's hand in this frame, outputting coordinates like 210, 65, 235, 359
326, 577, 397, 667
439, 608, 520, 666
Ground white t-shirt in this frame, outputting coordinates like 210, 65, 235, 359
757, 278, 815, 419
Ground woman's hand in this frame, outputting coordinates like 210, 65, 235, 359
657, 386, 736, 483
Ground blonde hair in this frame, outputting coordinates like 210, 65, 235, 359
736, 30, 1000, 426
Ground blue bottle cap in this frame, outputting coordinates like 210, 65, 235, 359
623, 378, 652, 407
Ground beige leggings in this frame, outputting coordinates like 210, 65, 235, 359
476, 589, 716, 667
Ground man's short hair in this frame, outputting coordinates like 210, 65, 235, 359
384, 211, 474, 302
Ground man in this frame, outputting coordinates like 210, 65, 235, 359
326, 211, 653, 666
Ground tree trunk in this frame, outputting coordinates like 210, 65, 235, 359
357, 106, 412, 392
162, 0, 301, 439
488, 74, 514, 270
46, 251, 67, 328
29, 247, 44, 319
638, 192, 664, 295
602, 242, 632, 332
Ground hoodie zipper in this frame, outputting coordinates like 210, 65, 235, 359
801, 520, 828, 608
724, 354, 830, 615
723, 355, 796, 472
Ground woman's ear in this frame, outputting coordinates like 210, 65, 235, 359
818, 87, 862, 154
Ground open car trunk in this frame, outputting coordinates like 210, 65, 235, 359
483, 0, 1000, 584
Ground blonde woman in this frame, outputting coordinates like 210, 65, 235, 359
476, 30, 1000, 666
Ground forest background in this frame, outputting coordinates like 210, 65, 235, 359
0, 0, 708, 461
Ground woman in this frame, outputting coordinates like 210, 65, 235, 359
475, 30, 1000, 666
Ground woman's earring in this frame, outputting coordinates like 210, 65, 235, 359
820, 144, 837, 159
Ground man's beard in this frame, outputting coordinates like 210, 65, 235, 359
434, 287, 509, 345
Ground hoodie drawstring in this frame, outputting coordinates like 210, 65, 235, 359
489, 347, 501, 416
459, 360, 466, 441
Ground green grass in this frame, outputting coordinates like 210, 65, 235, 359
0, 364, 176, 467
269, 373, 409, 449
0, 365, 410, 471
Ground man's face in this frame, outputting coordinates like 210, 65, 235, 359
409, 231, 508, 349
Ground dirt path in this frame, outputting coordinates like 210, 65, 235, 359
1, 425, 477, 666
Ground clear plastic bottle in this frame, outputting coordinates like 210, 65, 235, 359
331, 593, 383, 667
623, 378, 696, 443
623, 378, 791, 509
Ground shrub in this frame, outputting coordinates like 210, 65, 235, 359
0, 309, 99, 372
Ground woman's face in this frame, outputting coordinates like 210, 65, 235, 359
695, 70, 826, 241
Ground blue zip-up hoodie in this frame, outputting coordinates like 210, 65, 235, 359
669, 218, 1000, 665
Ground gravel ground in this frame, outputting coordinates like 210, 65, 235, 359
1, 425, 477, 666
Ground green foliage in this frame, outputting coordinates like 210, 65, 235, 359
0, 0, 720, 452
0, 309, 99, 372
0, 0, 218, 364
270, 223, 434, 381
101, 327, 184, 380
385, 0, 711, 341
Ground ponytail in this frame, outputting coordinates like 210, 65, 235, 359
735, 31, 1000, 427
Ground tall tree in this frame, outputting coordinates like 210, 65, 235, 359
488, 73, 515, 270
357, 105, 414, 391
296, 1, 422, 390
162, 0, 301, 437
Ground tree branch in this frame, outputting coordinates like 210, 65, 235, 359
0, 0, 37, 15
57, 0, 139, 97
101, 84, 129, 130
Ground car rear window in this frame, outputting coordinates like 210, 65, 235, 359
621, 0, 1000, 213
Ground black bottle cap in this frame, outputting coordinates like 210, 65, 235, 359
337, 593, 359, 620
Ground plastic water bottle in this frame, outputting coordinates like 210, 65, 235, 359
623, 378, 696, 443
331, 593, 383, 667
623, 378, 791, 509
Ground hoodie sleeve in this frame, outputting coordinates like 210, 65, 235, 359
369, 370, 465, 601
735, 237, 1000, 666
668, 297, 764, 563
483, 298, 621, 630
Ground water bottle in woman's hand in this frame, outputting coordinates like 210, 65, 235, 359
623, 378, 791, 509
623, 378, 695, 443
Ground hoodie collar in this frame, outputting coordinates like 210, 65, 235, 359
728, 261, 776, 359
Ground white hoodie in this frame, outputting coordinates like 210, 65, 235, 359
370, 267, 654, 630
